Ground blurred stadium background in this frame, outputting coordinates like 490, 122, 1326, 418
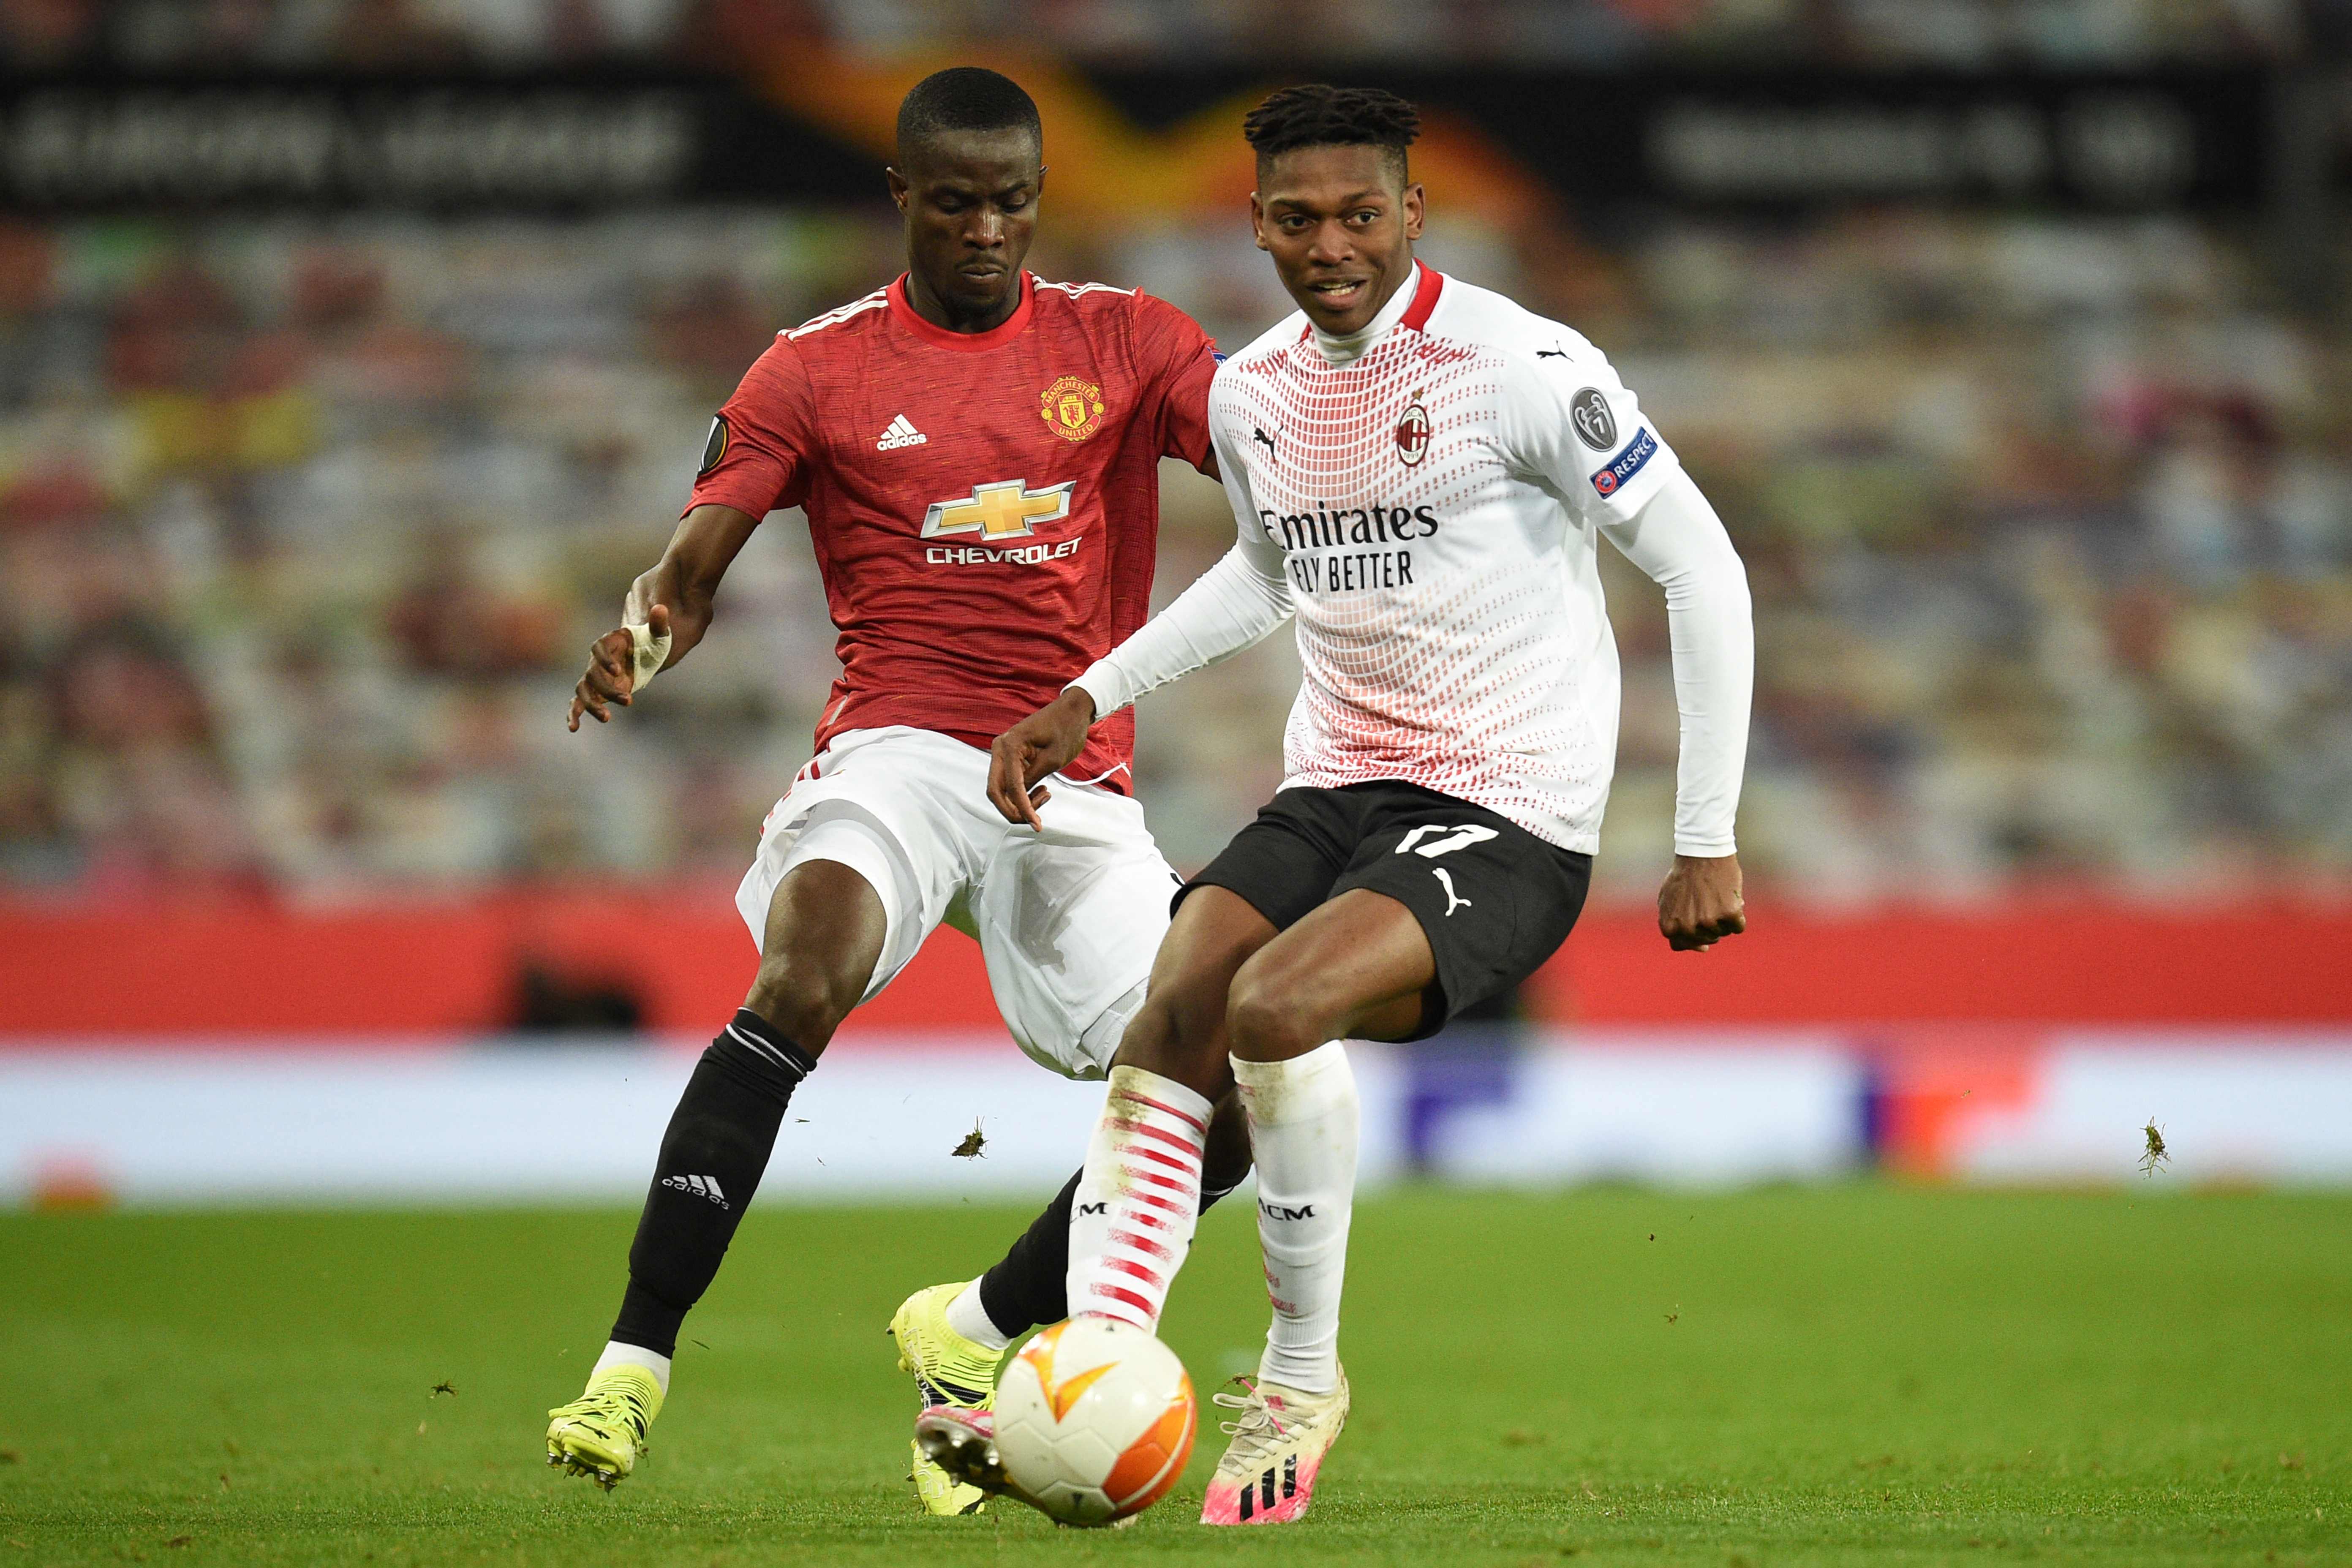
3, 0, 2351, 1209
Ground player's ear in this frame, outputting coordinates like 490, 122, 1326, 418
885, 164, 910, 213
1249, 192, 1269, 252
1401, 182, 1426, 241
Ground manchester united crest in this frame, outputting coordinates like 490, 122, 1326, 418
1040, 376, 1107, 443
1395, 390, 1431, 466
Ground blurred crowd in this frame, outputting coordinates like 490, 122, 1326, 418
0, 194, 2344, 904
2, 0, 2346, 67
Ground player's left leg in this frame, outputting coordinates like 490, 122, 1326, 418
1203, 794, 1595, 1524
1198, 887, 1432, 1523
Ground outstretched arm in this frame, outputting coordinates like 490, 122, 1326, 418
1071, 531, 1292, 718
1599, 467, 1755, 950
568, 503, 760, 730
986, 416, 1292, 827
986, 533, 1293, 827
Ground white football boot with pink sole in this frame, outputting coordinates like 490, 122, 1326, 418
1198, 1372, 1348, 1525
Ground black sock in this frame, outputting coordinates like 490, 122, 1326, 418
976, 1167, 1244, 1341
610, 1010, 814, 1357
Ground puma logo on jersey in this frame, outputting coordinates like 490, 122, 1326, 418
1537, 347, 1570, 358
1432, 867, 1473, 917
876, 414, 928, 450
1252, 427, 1277, 457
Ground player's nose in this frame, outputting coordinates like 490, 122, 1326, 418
1305, 220, 1353, 265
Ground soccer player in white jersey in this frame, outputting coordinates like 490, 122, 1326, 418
920, 85, 1754, 1524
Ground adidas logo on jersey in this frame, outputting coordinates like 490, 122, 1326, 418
876, 414, 928, 450
662, 1173, 729, 1209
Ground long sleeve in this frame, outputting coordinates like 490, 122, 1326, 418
1069, 411, 1295, 716
1598, 466, 1753, 857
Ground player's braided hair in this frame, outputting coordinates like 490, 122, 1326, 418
896, 67, 1042, 159
1241, 84, 1420, 179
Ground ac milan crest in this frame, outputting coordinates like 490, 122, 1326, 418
1395, 392, 1430, 466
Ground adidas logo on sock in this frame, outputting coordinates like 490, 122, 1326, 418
876, 414, 928, 450
662, 1173, 729, 1209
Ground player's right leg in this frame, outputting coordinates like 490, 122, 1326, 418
920, 770, 1262, 1360
892, 753, 1260, 1509
1054, 787, 1377, 1337
1055, 885, 1288, 1331
1041, 787, 1426, 1522
915, 893, 1275, 1507
547, 856, 885, 1489
942, 1091, 1251, 1354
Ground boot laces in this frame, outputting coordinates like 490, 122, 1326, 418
560, 1383, 651, 1444
1211, 1375, 1292, 1467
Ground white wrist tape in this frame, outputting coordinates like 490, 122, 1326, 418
626, 621, 672, 693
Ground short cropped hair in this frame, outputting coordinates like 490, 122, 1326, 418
895, 67, 1042, 162
1241, 84, 1420, 183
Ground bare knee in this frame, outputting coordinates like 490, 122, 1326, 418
746, 858, 885, 1053
1225, 960, 1335, 1064
742, 953, 864, 1053
1112, 981, 1230, 1097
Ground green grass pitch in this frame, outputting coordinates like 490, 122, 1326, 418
3, 1187, 2347, 1565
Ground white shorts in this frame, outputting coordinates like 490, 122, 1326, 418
735, 727, 1179, 1080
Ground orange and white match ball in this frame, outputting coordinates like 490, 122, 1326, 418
992, 1317, 1198, 1527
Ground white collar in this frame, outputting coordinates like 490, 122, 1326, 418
1309, 262, 1426, 366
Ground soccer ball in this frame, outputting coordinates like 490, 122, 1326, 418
994, 1317, 1197, 1527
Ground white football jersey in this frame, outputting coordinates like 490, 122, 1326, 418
1205, 264, 1685, 853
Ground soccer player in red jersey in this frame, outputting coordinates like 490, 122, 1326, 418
542, 69, 1251, 1511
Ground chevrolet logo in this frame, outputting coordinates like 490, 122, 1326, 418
919, 479, 1074, 541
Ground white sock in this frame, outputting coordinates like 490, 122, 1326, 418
945, 1280, 1013, 1352
1233, 1042, 1357, 1396
594, 1340, 673, 1395
1065, 1065, 1211, 1331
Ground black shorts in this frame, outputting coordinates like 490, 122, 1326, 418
1176, 780, 1592, 1041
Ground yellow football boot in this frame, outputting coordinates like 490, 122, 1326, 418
890, 1281, 1014, 1516
545, 1363, 664, 1492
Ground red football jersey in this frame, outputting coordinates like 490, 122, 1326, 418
688, 271, 1218, 793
